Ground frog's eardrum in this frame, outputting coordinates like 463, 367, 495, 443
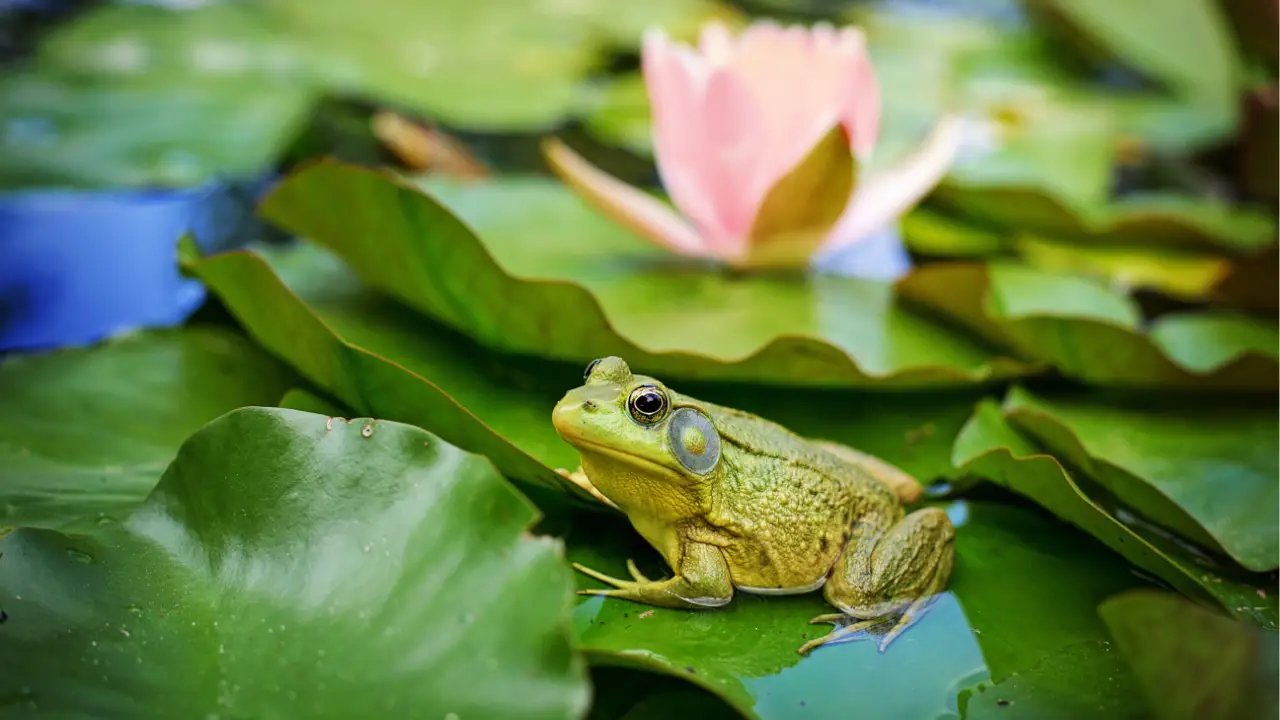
668, 407, 721, 475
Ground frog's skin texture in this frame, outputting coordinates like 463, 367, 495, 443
551, 357, 956, 655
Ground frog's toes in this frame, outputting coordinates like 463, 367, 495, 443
572, 562, 636, 589
807, 613, 846, 626
625, 558, 652, 583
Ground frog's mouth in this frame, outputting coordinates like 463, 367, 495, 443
567, 437, 684, 480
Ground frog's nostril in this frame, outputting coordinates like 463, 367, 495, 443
583, 400, 597, 411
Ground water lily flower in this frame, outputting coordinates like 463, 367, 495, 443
543, 20, 963, 273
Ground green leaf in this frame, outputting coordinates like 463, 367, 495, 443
935, 191, 1277, 256
256, 161, 1030, 389
577, 73, 653, 156
177, 238, 593, 504
1014, 235, 1233, 302
565, 499, 1149, 719
1003, 386, 1278, 571
185, 241, 984, 504
257, 0, 592, 130
8, 3, 317, 189
1099, 590, 1279, 720
0, 327, 297, 532
1034, 0, 1242, 112
898, 261, 1279, 389
952, 400, 1278, 629
0, 407, 589, 719
277, 388, 348, 416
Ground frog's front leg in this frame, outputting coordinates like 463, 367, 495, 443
555, 466, 619, 510
800, 506, 955, 655
573, 541, 733, 609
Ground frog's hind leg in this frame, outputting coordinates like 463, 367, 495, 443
799, 506, 955, 655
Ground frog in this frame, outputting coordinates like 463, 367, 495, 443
551, 356, 956, 655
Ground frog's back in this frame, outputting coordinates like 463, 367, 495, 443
682, 395, 900, 592
692, 396, 892, 495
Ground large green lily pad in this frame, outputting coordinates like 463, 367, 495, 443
1099, 590, 1279, 720
952, 399, 1278, 629
184, 241, 983, 496
1003, 386, 1278, 572
898, 261, 1279, 390
0, 327, 296, 532
562, 499, 1149, 719
256, 161, 1029, 389
0, 407, 588, 719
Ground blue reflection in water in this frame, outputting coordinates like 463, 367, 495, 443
811, 224, 913, 281
745, 593, 988, 719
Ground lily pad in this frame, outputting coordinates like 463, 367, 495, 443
1003, 386, 1278, 572
897, 261, 1279, 390
185, 241, 984, 496
1013, 235, 1233, 302
255, 0, 592, 130
932, 191, 1277, 256
256, 160, 1029, 389
9, 2, 317, 189
277, 387, 348, 416
564, 499, 1149, 719
1033, 0, 1242, 118
177, 238, 591, 503
0, 407, 589, 718
578, 73, 653, 156
0, 326, 297, 532
1099, 589, 1279, 720
952, 399, 1278, 629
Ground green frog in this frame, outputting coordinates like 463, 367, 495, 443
552, 356, 955, 655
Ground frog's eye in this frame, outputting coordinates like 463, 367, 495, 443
583, 358, 602, 380
627, 385, 667, 424
667, 407, 720, 475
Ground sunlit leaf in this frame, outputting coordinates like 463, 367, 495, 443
0, 408, 589, 718
0, 327, 296, 531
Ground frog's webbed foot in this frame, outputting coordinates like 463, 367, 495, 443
571, 542, 734, 610
797, 616, 883, 656
555, 466, 620, 510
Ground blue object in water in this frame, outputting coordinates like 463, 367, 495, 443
0, 180, 263, 353
811, 222, 913, 281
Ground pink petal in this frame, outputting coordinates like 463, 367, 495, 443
542, 138, 710, 257
842, 27, 880, 158
642, 28, 721, 241
697, 20, 736, 64
693, 65, 771, 257
821, 115, 964, 252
